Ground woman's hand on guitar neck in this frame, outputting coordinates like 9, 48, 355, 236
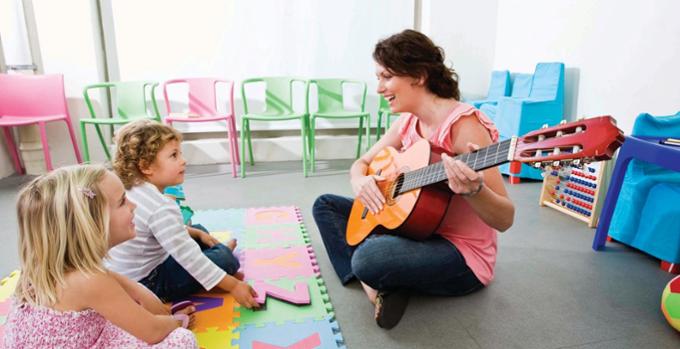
442, 143, 485, 197
351, 175, 386, 214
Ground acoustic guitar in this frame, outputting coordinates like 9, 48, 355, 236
346, 116, 625, 246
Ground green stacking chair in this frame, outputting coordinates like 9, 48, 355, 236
240, 77, 310, 177
375, 95, 400, 143
81, 81, 160, 162
308, 79, 369, 173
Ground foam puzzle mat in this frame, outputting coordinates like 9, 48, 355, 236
0, 206, 346, 349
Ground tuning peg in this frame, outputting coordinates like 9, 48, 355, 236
541, 124, 549, 129
533, 162, 542, 169
572, 159, 581, 166
560, 120, 567, 125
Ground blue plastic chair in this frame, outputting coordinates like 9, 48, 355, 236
595, 111, 680, 263
468, 70, 511, 109
481, 63, 565, 181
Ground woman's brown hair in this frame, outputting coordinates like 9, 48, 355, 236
373, 29, 460, 100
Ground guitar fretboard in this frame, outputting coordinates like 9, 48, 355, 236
396, 139, 513, 195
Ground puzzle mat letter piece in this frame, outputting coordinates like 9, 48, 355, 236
242, 247, 319, 281
241, 224, 307, 249
237, 277, 332, 328
180, 292, 239, 333
195, 326, 239, 349
253, 280, 310, 306
193, 209, 246, 236
253, 333, 320, 349
235, 316, 345, 349
0, 271, 20, 301
246, 207, 300, 225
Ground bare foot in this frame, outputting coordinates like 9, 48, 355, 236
360, 281, 378, 305
174, 305, 196, 329
226, 238, 237, 251
234, 271, 245, 281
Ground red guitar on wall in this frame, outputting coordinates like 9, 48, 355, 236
346, 116, 625, 246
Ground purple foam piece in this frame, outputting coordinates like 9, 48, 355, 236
242, 246, 319, 281
253, 281, 310, 306
188, 295, 224, 312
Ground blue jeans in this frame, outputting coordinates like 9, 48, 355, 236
139, 224, 239, 302
312, 194, 484, 296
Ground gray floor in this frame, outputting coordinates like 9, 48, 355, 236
1, 161, 679, 348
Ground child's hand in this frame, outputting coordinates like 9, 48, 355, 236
198, 231, 220, 248
232, 281, 259, 309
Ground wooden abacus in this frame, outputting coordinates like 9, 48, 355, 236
539, 160, 612, 228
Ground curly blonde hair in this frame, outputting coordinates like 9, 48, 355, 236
113, 120, 182, 189
15, 165, 109, 306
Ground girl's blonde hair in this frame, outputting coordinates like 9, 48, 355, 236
15, 165, 110, 306
113, 119, 182, 189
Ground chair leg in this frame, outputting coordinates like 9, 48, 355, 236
79, 122, 91, 164
38, 122, 53, 171
240, 119, 248, 178
375, 112, 383, 144
64, 119, 83, 164
2, 127, 25, 175
246, 120, 254, 166
94, 124, 111, 160
230, 116, 240, 165
300, 118, 308, 177
226, 120, 237, 178
365, 114, 371, 153
309, 116, 316, 174
356, 116, 364, 158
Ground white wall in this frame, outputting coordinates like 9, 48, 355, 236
493, 0, 680, 133
422, 0, 500, 101
110, 0, 414, 133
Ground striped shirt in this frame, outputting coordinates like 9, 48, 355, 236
105, 182, 226, 290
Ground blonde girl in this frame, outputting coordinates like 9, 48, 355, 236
4, 165, 197, 348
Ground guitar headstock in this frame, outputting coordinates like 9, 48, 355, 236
512, 116, 625, 169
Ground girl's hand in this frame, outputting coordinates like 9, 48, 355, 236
351, 175, 386, 214
442, 143, 485, 197
198, 231, 220, 248
231, 281, 260, 309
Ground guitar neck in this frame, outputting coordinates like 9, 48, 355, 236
397, 138, 515, 194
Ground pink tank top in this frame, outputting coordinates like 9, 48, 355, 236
398, 102, 499, 285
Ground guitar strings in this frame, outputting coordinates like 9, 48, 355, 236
397, 140, 513, 194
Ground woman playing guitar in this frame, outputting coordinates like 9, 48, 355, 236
312, 29, 515, 329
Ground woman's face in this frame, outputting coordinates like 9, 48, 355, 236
375, 63, 423, 113
100, 171, 137, 248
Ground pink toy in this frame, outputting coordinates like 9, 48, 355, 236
253, 281, 310, 306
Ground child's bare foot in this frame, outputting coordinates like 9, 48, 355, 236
234, 271, 245, 281
226, 238, 237, 251
173, 306, 196, 329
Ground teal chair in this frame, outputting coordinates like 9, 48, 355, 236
240, 77, 310, 177
81, 81, 160, 162
467, 70, 511, 108
308, 79, 369, 173
375, 95, 400, 143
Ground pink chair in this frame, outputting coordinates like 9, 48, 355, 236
0, 74, 82, 174
162, 78, 240, 177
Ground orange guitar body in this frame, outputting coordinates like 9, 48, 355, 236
346, 139, 451, 246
